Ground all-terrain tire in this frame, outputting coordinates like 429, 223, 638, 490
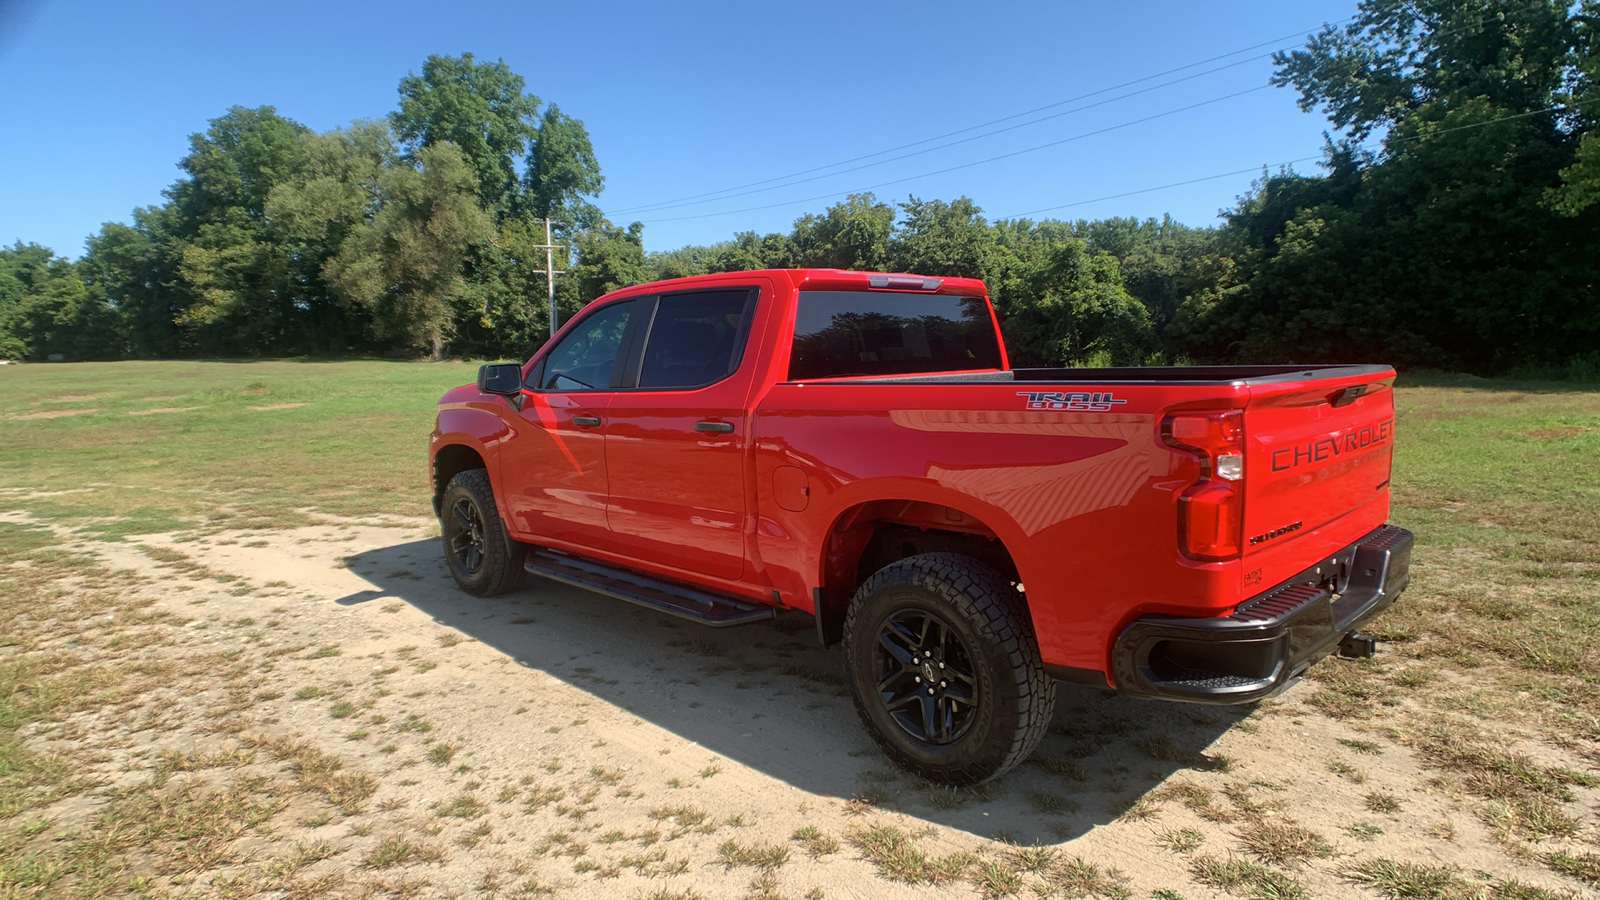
843, 552, 1056, 785
440, 469, 525, 597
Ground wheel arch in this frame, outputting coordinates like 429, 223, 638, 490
813, 490, 1032, 648
432, 441, 490, 518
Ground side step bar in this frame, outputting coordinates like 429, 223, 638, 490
525, 549, 776, 627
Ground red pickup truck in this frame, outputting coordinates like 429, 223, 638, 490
430, 269, 1411, 784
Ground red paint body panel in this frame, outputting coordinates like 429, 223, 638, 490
430, 269, 1399, 686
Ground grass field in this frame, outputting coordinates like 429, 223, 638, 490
1, 360, 1597, 898
0, 359, 476, 535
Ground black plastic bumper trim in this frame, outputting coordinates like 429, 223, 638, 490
1111, 524, 1413, 705
1043, 663, 1112, 689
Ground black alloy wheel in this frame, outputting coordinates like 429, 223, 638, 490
843, 552, 1056, 785
873, 609, 980, 745
448, 496, 488, 576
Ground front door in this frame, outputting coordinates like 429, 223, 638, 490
603, 288, 757, 581
501, 299, 640, 550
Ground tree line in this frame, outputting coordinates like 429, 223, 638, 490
2, 0, 1596, 376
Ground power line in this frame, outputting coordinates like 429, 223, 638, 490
995, 102, 1582, 220
604, 16, 1358, 216
635, 84, 1273, 224
613, 55, 1274, 216
610, 4, 1564, 223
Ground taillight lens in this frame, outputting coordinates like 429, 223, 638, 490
1162, 411, 1245, 561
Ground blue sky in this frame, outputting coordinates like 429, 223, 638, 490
0, 0, 1357, 259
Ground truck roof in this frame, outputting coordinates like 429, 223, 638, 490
592, 269, 991, 306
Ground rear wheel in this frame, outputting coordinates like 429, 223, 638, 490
440, 469, 524, 596
843, 553, 1055, 785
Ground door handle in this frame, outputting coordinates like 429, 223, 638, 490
695, 420, 734, 434
573, 415, 601, 427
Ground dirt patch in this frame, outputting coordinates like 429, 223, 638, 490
1523, 426, 1593, 440
128, 407, 202, 416
11, 408, 99, 420
247, 403, 306, 411
0, 517, 1579, 898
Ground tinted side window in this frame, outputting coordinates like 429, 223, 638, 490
789, 291, 1003, 380
638, 290, 752, 389
535, 301, 636, 391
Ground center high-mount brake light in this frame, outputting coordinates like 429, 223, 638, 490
868, 275, 942, 291
1162, 411, 1245, 561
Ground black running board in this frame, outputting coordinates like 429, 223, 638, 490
525, 549, 776, 627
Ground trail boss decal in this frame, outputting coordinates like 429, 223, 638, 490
1271, 419, 1394, 472
1018, 391, 1128, 412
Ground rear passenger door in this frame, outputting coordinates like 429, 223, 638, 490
603, 287, 758, 581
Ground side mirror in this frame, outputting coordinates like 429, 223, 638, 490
477, 362, 524, 396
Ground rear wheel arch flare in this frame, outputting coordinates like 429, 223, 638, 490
818, 499, 1022, 621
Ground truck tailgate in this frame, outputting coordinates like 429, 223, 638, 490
1242, 372, 1396, 589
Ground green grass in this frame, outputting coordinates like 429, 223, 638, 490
0, 359, 477, 535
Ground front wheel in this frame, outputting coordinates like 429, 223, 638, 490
439, 469, 524, 597
843, 553, 1056, 785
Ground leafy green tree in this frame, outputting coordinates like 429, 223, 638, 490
81, 211, 181, 358
167, 106, 309, 229
392, 54, 604, 237
264, 120, 396, 352
523, 103, 604, 231
648, 241, 728, 280
0, 242, 46, 359
989, 231, 1153, 367
325, 142, 494, 358
160, 106, 312, 354
787, 193, 894, 270
0, 243, 122, 360
1273, 0, 1576, 140
454, 217, 571, 359
1174, 0, 1600, 373
889, 196, 997, 278
1075, 216, 1218, 334
392, 54, 540, 220
1549, 1, 1600, 215
569, 221, 649, 304
705, 231, 792, 273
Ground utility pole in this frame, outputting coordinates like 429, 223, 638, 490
530, 217, 566, 337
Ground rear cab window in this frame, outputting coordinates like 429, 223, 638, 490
788, 290, 1002, 380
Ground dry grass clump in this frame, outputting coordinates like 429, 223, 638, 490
1410, 729, 1589, 841
1343, 857, 1565, 900
1190, 855, 1306, 900
1236, 820, 1333, 867
846, 823, 973, 885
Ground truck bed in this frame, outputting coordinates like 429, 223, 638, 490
798, 364, 1394, 385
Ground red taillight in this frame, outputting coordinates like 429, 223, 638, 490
1162, 411, 1245, 561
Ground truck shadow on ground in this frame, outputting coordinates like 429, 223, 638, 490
340, 539, 1247, 844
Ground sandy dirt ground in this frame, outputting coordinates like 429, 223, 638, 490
8, 513, 1595, 898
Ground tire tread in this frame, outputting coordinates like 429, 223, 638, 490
442, 469, 524, 597
843, 552, 1055, 784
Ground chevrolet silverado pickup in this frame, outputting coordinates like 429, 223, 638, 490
429, 268, 1412, 784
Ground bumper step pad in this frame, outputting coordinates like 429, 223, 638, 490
1111, 524, 1414, 705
